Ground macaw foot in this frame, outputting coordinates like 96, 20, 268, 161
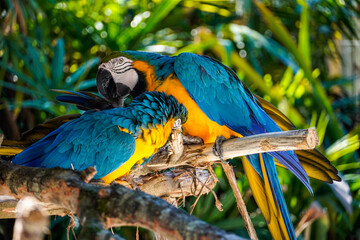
182, 134, 204, 145
213, 136, 226, 162
157, 142, 172, 155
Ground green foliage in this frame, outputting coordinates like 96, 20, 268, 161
0, 0, 359, 239
0, 36, 99, 115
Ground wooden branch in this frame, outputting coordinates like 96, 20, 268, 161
0, 168, 217, 219
221, 161, 258, 240
133, 128, 319, 176
138, 168, 217, 198
194, 128, 318, 164
0, 160, 246, 240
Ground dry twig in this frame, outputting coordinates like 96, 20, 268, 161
220, 161, 258, 240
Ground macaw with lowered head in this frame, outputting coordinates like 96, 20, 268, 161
95, 51, 340, 239
9, 91, 187, 184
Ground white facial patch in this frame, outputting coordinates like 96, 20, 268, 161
112, 68, 138, 90
99, 56, 139, 90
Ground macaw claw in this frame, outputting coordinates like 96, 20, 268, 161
212, 136, 226, 162
182, 135, 204, 145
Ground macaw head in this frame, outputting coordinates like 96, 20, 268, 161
96, 51, 174, 106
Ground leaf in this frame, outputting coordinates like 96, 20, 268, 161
297, 0, 311, 68
229, 24, 300, 73
215, 217, 245, 230
316, 111, 330, 145
118, 0, 181, 48
63, 57, 99, 89
253, 0, 344, 141
336, 162, 360, 172
76, 78, 97, 91
13, 81, 24, 118
0, 81, 45, 97
8, 99, 59, 115
174, 38, 218, 55
26, 40, 49, 86
0, 61, 40, 91
231, 52, 271, 96
325, 134, 360, 161
51, 38, 65, 89
295, 201, 325, 237
207, 189, 236, 222
0, 45, 9, 94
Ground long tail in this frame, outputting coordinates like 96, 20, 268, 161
0, 145, 25, 156
257, 95, 340, 183
243, 154, 296, 240
2, 92, 340, 184
0, 114, 80, 156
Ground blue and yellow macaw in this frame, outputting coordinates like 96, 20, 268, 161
9, 91, 187, 184
0, 90, 114, 152
94, 51, 340, 239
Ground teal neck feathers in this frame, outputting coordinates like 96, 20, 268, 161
103, 91, 187, 135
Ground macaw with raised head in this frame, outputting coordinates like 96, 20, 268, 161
95, 51, 340, 239
10, 91, 188, 184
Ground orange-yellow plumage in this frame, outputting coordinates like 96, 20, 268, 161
101, 120, 175, 183
133, 60, 241, 143
156, 76, 242, 143
133, 60, 161, 91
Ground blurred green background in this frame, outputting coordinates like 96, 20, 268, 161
0, 0, 359, 239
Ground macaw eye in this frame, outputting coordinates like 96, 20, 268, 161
118, 58, 124, 64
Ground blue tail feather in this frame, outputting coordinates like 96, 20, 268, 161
269, 151, 312, 194
56, 95, 92, 107
262, 153, 297, 240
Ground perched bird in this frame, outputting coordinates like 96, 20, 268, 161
10, 91, 188, 184
0, 91, 122, 156
94, 51, 340, 240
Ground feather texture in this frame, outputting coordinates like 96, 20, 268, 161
12, 91, 187, 182
93, 51, 341, 239
174, 52, 311, 191
47, 50, 341, 240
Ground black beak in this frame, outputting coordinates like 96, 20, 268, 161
96, 68, 131, 107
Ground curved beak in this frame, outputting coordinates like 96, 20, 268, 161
96, 68, 131, 107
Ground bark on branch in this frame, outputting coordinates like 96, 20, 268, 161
133, 128, 318, 176
0, 160, 245, 240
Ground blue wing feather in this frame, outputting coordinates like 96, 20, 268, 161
175, 53, 301, 239
174, 52, 311, 193
12, 91, 187, 179
13, 110, 136, 179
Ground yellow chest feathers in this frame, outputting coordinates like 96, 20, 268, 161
101, 119, 175, 183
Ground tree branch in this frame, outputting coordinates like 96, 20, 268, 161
133, 128, 318, 176
220, 161, 258, 240
0, 160, 245, 240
